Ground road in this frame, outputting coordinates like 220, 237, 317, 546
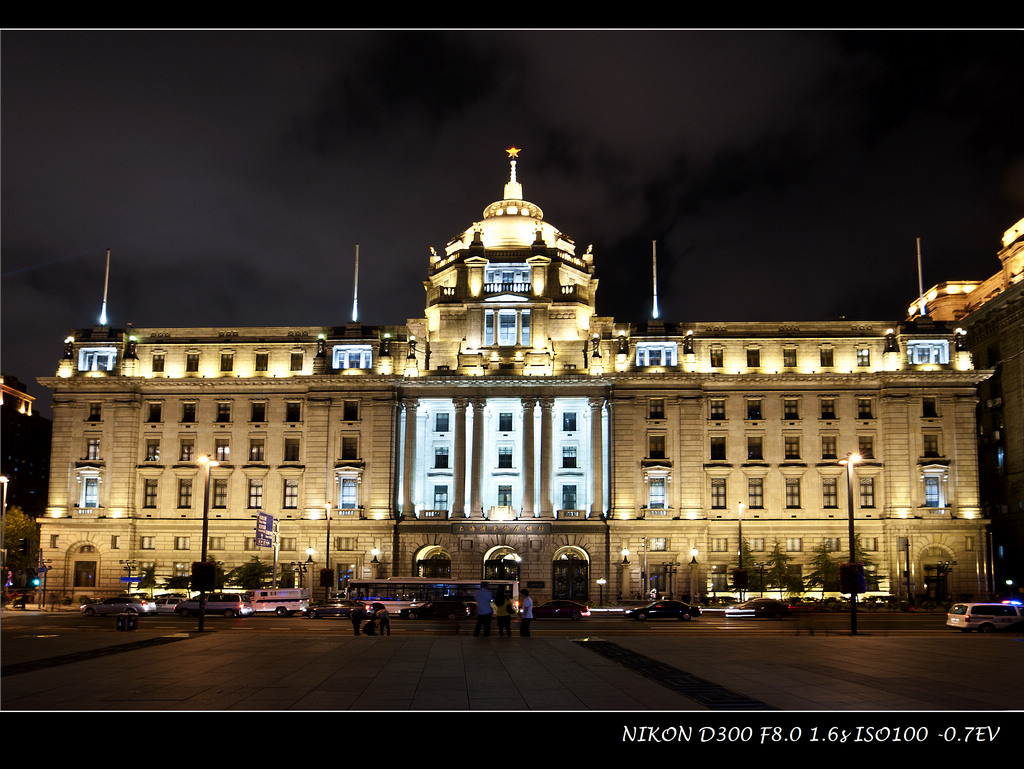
2, 606, 980, 637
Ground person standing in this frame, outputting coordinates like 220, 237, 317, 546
493, 588, 515, 637
473, 582, 493, 636
349, 605, 365, 637
518, 588, 534, 637
374, 603, 391, 636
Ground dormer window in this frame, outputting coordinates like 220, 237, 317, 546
636, 342, 677, 367
78, 347, 117, 372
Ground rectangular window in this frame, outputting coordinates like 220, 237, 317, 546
709, 348, 724, 368
820, 398, 836, 419
140, 537, 155, 550
498, 412, 514, 432
857, 398, 874, 419
249, 439, 265, 462
177, 479, 193, 509
562, 412, 577, 431
822, 477, 838, 508
746, 399, 763, 420
711, 478, 727, 509
748, 478, 764, 508
435, 413, 450, 432
923, 433, 940, 458
143, 479, 158, 508
341, 436, 359, 461
709, 436, 727, 461
213, 478, 228, 508
648, 478, 666, 508
181, 402, 196, 423
860, 477, 875, 508
823, 537, 840, 552
86, 437, 101, 460
746, 436, 763, 461
783, 399, 800, 420
215, 438, 230, 463
858, 435, 874, 459
434, 446, 449, 469
340, 478, 358, 508
520, 310, 531, 345
147, 403, 163, 423
250, 402, 267, 422
821, 435, 838, 460
175, 537, 191, 550
784, 436, 801, 460
924, 476, 941, 507
283, 479, 299, 509
820, 348, 834, 367
248, 479, 264, 509
290, 352, 303, 372
433, 485, 449, 509
151, 354, 165, 373
648, 434, 666, 459
497, 446, 513, 468
857, 348, 870, 367
709, 399, 725, 420
332, 345, 373, 369
786, 538, 803, 552
285, 402, 302, 422
220, 353, 234, 372
561, 484, 578, 510
185, 353, 199, 372
255, 352, 269, 372
746, 348, 761, 367
179, 438, 195, 462
484, 311, 495, 346
922, 397, 939, 418
562, 445, 577, 468
215, 402, 231, 423
785, 478, 801, 508
783, 348, 797, 367
498, 310, 517, 346
208, 537, 225, 551
87, 402, 103, 421
343, 400, 359, 421
497, 485, 513, 506
284, 438, 301, 462
648, 399, 665, 420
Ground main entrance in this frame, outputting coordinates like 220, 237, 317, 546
552, 547, 589, 600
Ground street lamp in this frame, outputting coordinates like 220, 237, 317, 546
688, 549, 700, 603
840, 452, 862, 635
596, 577, 606, 607
323, 504, 333, 601
736, 502, 746, 600
196, 455, 219, 633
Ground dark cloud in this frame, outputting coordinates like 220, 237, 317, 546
3, 30, 1021, 415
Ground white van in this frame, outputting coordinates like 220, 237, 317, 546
244, 588, 310, 616
946, 602, 1024, 632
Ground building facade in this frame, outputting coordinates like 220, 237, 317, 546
38, 156, 994, 604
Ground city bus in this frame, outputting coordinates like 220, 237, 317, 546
346, 577, 519, 613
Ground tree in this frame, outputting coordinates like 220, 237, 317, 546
3, 506, 39, 580
804, 540, 841, 596
226, 556, 272, 589
765, 541, 801, 598
850, 534, 881, 592
138, 563, 158, 595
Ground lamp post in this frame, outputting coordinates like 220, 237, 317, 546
324, 504, 332, 601
737, 502, 746, 601
840, 453, 862, 635
596, 577, 606, 607
620, 549, 630, 602
688, 549, 700, 603
196, 455, 218, 633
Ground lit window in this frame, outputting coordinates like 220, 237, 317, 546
857, 348, 870, 367
283, 479, 299, 509
636, 342, 678, 367
434, 446, 449, 469
783, 348, 797, 367
711, 478, 727, 509
748, 478, 764, 508
906, 339, 950, 365
785, 478, 801, 508
248, 479, 264, 509
78, 347, 117, 372
177, 479, 193, 509
562, 446, 577, 468
562, 484, 578, 510
648, 478, 666, 508
820, 348, 834, 367
822, 477, 838, 508
333, 345, 373, 369
497, 446, 513, 468
562, 412, 577, 431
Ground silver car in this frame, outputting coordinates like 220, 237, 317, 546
80, 596, 157, 616
174, 592, 254, 618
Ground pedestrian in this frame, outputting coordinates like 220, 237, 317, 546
362, 609, 377, 635
350, 605, 365, 637
518, 588, 533, 637
473, 581, 493, 636
374, 602, 391, 636
493, 588, 516, 637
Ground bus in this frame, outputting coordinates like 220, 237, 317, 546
346, 578, 519, 613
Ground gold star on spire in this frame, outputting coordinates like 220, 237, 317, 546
506, 147, 520, 158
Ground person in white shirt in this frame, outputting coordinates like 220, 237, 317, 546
518, 588, 534, 637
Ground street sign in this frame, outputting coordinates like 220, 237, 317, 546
120, 576, 141, 583
256, 511, 274, 547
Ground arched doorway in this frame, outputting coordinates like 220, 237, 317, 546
415, 546, 452, 578
552, 547, 589, 600
920, 545, 957, 602
483, 546, 520, 581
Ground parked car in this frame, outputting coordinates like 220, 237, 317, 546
80, 596, 156, 616
624, 600, 701, 621
307, 599, 369, 619
946, 602, 1024, 633
153, 596, 187, 614
174, 592, 254, 618
725, 598, 792, 618
399, 601, 476, 619
533, 600, 591, 620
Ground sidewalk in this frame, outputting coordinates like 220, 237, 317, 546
3, 621, 1020, 712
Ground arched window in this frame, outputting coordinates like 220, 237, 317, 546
483, 546, 520, 581
415, 546, 451, 578
552, 547, 589, 600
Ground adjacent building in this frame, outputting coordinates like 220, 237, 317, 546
38, 155, 994, 604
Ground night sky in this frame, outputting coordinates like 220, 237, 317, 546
3, 30, 1022, 416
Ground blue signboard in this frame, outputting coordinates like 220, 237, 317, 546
256, 511, 274, 548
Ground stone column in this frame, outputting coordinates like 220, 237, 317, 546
453, 398, 467, 517
521, 396, 536, 517
589, 396, 605, 516
539, 398, 554, 517
401, 398, 418, 516
470, 397, 487, 517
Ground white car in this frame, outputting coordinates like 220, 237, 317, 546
152, 596, 188, 614
946, 602, 1024, 632
174, 592, 255, 618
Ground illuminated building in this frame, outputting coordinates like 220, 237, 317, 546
38, 154, 994, 603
